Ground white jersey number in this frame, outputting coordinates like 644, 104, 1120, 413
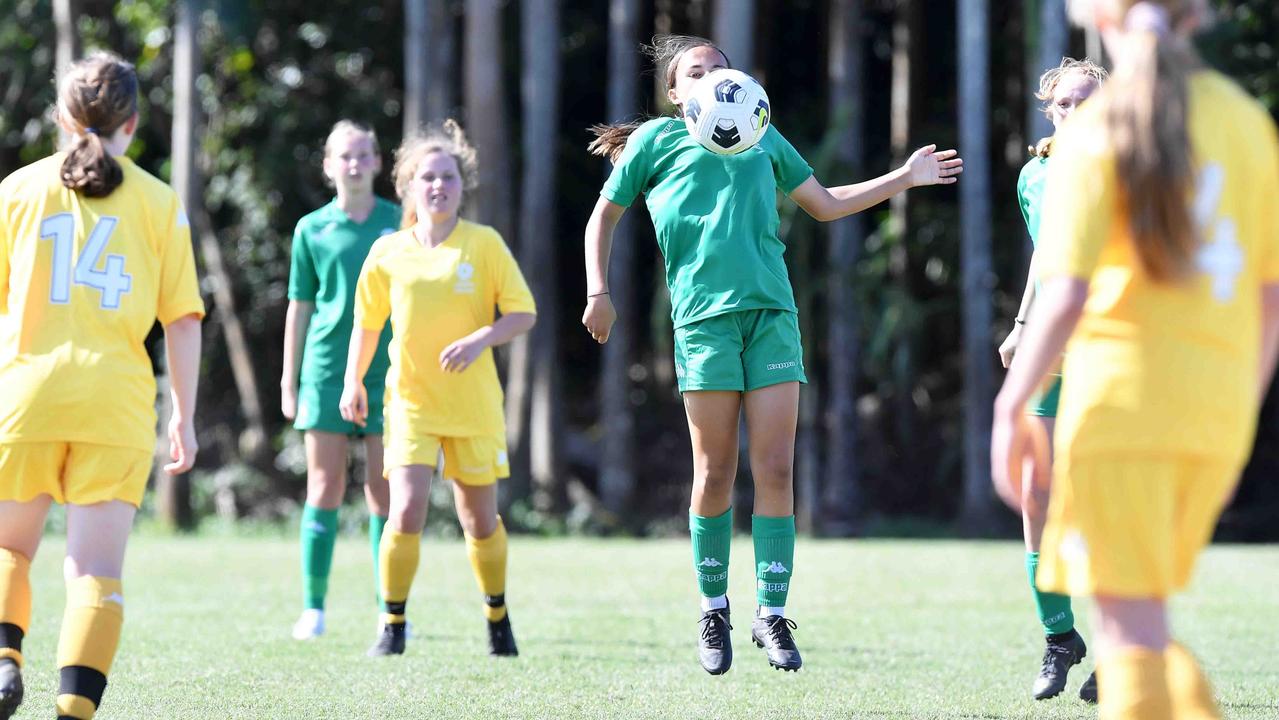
40, 214, 133, 309
1193, 164, 1243, 303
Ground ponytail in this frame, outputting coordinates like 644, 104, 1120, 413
1104, 3, 1201, 281
56, 51, 139, 199
587, 121, 645, 163
60, 131, 124, 198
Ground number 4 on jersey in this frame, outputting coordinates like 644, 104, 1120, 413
40, 213, 133, 309
1193, 164, 1243, 303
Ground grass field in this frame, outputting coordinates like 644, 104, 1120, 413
9, 534, 1278, 719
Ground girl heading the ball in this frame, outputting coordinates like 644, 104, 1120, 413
583, 34, 962, 675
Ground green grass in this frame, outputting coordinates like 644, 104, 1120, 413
11, 536, 1278, 719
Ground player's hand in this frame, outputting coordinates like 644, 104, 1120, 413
991, 407, 1051, 512
904, 144, 963, 187
440, 332, 487, 373
280, 382, 298, 420
163, 415, 198, 476
998, 325, 1022, 369
582, 294, 616, 344
340, 381, 368, 428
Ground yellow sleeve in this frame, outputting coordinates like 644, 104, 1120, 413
1258, 116, 1279, 282
353, 249, 391, 330
0, 197, 10, 315
1036, 118, 1117, 282
156, 200, 206, 325
487, 232, 536, 315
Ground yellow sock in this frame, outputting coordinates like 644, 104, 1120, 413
379, 531, 420, 625
465, 518, 508, 622
1099, 648, 1172, 720
55, 576, 124, 720
0, 548, 32, 667
1166, 642, 1220, 720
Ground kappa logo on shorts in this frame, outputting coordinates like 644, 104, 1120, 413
461, 465, 488, 475
496, 450, 508, 466
1060, 531, 1089, 563
455, 262, 476, 294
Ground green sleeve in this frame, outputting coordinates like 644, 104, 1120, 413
600, 120, 661, 207
765, 126, 813, 194
1016, 160, 1039, 241
287, 221, 319, 302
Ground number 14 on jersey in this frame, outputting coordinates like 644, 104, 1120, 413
40, 213, 133, 309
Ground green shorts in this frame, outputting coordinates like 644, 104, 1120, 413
674, 309, 807, 393
1028, 374, 1061, 417
294, 383, 385, 436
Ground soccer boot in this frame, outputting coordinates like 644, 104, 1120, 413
486, 613, 519, 656
696, 602, 732, 675
366, 621, 407, 657
1078, 669, 1098, 704
0, 658, 22, 720
751, 612, 801, 671
1033, 629, 1087, 700
291, 608, 325, 640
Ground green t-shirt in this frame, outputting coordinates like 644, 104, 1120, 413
288, 197, 399, 388
1017, 156, 1048, 246
601, 117, 814, 328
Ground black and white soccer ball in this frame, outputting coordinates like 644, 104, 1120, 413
682, 69, 771, 156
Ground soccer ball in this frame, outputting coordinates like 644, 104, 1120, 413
682, 69, 771, 156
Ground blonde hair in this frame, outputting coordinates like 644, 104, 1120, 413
56, 52, 139, 198
587, 34, 731, 163
1029, 58, 1108, 158
324, 120, 379, 157
1070, 0, 1209, 282
392, 119, 478, 228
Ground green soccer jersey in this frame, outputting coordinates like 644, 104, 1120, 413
288, 197, 399, 388
1017, 156, 1048, 247
601, 118, 814, 328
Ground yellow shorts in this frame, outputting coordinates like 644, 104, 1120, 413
384, 434, 509, 486
1036, 455, 1238, 599
0, 442, 152, 507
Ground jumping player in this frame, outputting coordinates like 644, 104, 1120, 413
998, 57, 1106, 703
282, 120, 400, 640
341, 120, 536, 658
993, 1, 1279, 718
0, 52, 204, 720
583, 34, 961, 674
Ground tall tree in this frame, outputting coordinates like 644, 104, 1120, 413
403, 0, 429, 135
53, 0, 81, 147
597, 0, 640, 518
821, 0, 866, 536
1028, 0, 1068, 147
958, 0, 997, 532
712, 0, 754, 73
519, 0, 565, 512
463, 0, 513, 243
427, 0, 457, 122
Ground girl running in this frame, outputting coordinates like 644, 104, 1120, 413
282, 120, 400, 641
583, 34, 962, 674
0, 52, 204, 720
998, 57, 1106, 703
340, 120, 536, 658
993, 1, 1279, 718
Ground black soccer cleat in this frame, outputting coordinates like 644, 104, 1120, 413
0, 659, 22, 720
1033, 629, 1087, 700
487, 613, 519, 657
696, 603, 733, 675
1078, 669, 1098, 704
367, 621, 407, 657
751, 613, 802, 672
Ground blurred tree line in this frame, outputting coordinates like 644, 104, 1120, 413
0, 0, 1276, 538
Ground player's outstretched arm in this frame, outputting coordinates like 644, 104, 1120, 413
340, 328, 380, 428
789, 145, 963, 222
280, 300, 314, 419
162, 313, 202, 475
583, 196, 626, 344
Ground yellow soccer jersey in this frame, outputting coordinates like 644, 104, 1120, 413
0, 154, 206, 453
1038, 71, 1279, 464
354, 219, 535, 438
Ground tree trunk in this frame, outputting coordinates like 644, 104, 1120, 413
463, 0, 513, 244
157, 0, 199, 531
821, 0, 865, 536
888, 0, 920, 450
597, 0, 640, 518
712, 0, 754, 74
427, 0, 457, 121
1028, 0, 1068, 149
519, 0, 565, 513
53, 0, 80, 147
958, 0, 997, 533
403, 0, 428, 135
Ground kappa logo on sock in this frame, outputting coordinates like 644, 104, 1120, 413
763, 561, 789, 574
697, 557, 724, 568
758, 580, 788, 593
104, 593, 124, 607
304, 521, 329, 535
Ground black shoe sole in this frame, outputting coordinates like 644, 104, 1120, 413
0, 693, 20, 720
752, 636, 801, 672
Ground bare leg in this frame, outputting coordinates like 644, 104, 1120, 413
683, 391, 742, 517
1022, 416, 1055, 551
741, 382, 799, 517
304, 431, 349, 510
362, 435, 390, 517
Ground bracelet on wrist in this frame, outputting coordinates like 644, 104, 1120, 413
588, 291, 610, 298
1014, 318, 1026, 325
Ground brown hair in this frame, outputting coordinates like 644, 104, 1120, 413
324, 120, 380, 157
1069, 0, 1208, 282
1029, 57, 1108, 158
56, 51, 139, 198
392, 119, 479, 228
587, 34, 731, 163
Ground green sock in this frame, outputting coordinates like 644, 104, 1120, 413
689, 508, 732, 599
300, 505, 339, 610
1026, 551, 1074, 635
369, 514, 388, 611
753, 514, 795, 609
